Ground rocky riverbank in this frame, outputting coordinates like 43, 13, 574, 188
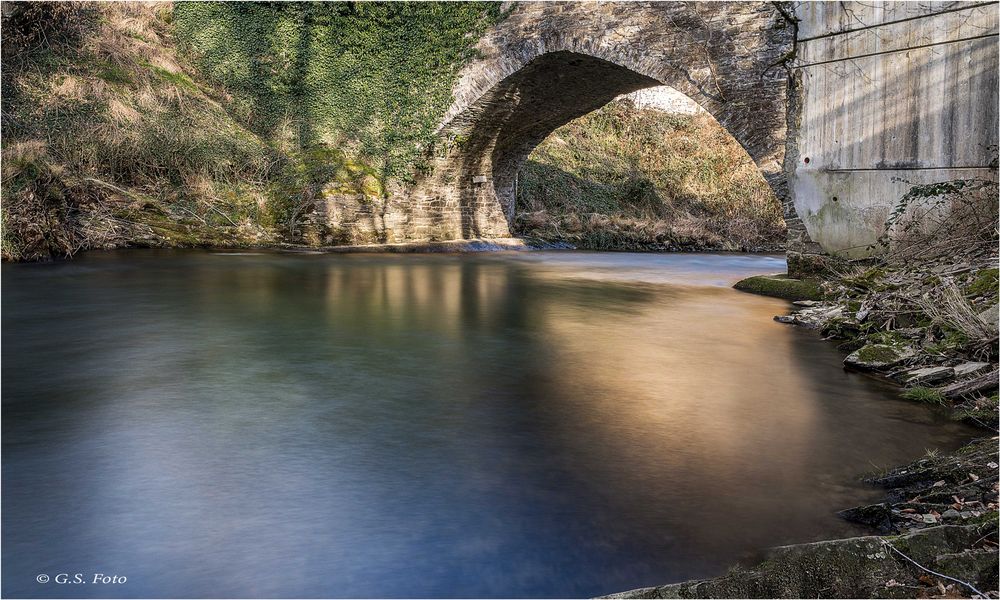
610, 437, 997, 598
770, 249, 999, 429
610, 252, 999, 599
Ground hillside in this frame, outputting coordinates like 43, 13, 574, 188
0, 2, 499, 260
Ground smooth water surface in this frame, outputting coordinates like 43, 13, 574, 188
2, 250, 978, 598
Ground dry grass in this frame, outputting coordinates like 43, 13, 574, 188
917, 280, 999, 343
1, 2, 279, 260
880, 179, 999, 263
514, 100, 785, 251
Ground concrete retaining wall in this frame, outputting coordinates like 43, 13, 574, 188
788, 1, 999, 258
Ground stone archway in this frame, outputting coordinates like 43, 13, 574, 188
446, 51, 661, 225
404, 2, 808, 248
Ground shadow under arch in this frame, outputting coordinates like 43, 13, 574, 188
457, 52, 660, 224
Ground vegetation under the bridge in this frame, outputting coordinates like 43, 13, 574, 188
514, 100, 786, 252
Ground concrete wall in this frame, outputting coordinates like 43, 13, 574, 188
788, 1, 999, 258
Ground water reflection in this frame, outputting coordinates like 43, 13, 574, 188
2, 250, 977, 598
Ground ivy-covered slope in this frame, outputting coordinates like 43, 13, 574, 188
1, 2, 500, 261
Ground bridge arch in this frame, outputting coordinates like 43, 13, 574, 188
413, 1, 805, 247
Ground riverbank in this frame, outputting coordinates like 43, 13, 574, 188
633, 251, 999, 599
1, 2, 504, 262
610, 436, 998, 599
769, 251, 998, 429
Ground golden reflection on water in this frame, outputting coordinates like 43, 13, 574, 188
531, 281, 827, 556
292, 253, 972, 558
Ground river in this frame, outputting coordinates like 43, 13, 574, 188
1, 250, 978, 598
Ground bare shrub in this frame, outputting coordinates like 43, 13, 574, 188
877, 179, 999, 263
1, 2, 91, 58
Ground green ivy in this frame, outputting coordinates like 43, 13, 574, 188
173, 2, 503, 182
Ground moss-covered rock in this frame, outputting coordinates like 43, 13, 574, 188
844, 343, 916, 370
953, 392, 999, 427
733, 273, 824, 301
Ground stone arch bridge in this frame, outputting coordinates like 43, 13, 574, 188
311, 1, 999, 272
